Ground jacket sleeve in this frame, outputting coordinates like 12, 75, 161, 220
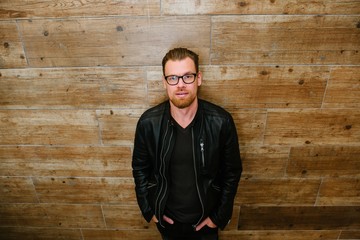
210, 114, 242, 229
132, 119, 154, 223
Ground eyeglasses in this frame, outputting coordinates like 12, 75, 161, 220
164, 73, 197, 86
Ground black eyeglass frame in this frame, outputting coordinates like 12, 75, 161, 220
164, 73, 198, 86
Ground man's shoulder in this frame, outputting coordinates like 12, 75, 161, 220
139, 101, 168, 121
199, 99, 232, 119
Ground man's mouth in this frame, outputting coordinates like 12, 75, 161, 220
176, 92, 188, 96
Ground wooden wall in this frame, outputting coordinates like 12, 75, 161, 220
1, 1, 360, 239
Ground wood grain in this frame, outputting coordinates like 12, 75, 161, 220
0, 0, 160, 18
0, 21, 27, 68
264, 109, 360, 145
97, 109, 144, 145
323, 66, 360, 108
236, 178, 320, 205
220, 230, 341, 240
0, 227, 82, 240
0, 110, 99, 145
33, 177, 135, 204
318, 178, 360, 206
163, 0, 360, 15
102, 205, 155, 229
200, 65, 329, 108
0, 67, 148, 109
229, 109, 267, 146
339, 230, 360, 239
211, 15, 360, 65
287, 146, 360, 178
241, 146, 290, 178
82, 229, 160, 240
0, 146, 132, 177
0, 177, 38, 203
238, 206, 360, 230
0, 203, 105, 228
17, 17, 211, 67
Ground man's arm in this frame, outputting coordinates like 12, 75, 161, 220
210, 115, 242, 229
132, 120, 154, 222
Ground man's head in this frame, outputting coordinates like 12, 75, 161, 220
162, 48, 199, 76
161, 48, 202, 109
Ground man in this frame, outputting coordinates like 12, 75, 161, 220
132, 47, 242, 240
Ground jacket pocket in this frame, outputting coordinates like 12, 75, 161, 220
147, 182, 157, 209
207, 182, 221, 212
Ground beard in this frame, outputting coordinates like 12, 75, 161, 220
169, 94, 197, 109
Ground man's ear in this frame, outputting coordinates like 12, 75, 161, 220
197, 71, 202, 86
162, 76, 167, 89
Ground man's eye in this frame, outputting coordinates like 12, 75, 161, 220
169, 76, 178, 81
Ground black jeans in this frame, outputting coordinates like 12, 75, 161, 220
157, 220, 219, 240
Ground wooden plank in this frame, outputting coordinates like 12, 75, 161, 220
264, 109, 360, 145
318, 178, 360, 206
236, 178, 320, 205
0, 67, 147, 109
0, 110, 99, 145
241, 146, 290, 178
287, 146, 360, 178
33, 177, 136, 204
82, 229, 160, 240
0, 203, 105, 228
0, 21, 27, 68
340, 231, 360, 239
102, 205, 154, 229
97, 109, 143, 145
211, 15, 360, 65
201, 65, 329, 108
0, 227, 82, 240
146, 66, 168, 106
17, 17, 210, 67
238, 206, 360, 230
323, 66, 360, 108
220, 230, 341, 240
0, 177, 38, 203
0, 146, 132, 177
163, 0, 360, 15
0, 0, 160, 19
229, 110, 267, 146
225, 205, 240, 231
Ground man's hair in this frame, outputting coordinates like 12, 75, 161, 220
162, 48, 199, 76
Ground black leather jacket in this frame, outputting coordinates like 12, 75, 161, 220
132, 99, 242, 229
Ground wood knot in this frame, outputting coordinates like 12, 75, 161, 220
116, 26, 124, 32
344, 125, 352, 130
3, 42, 9, 48
43, 30, 49, 36
298, 79, 305, 85
260, 70, 269, 76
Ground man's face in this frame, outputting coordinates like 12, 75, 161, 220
163, 57, 202, 109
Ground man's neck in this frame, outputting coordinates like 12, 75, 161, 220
170, 99, 198, 129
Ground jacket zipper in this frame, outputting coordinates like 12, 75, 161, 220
192, 129, 205, 228
155, 120, 173, 227
200, 138, 205, 168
